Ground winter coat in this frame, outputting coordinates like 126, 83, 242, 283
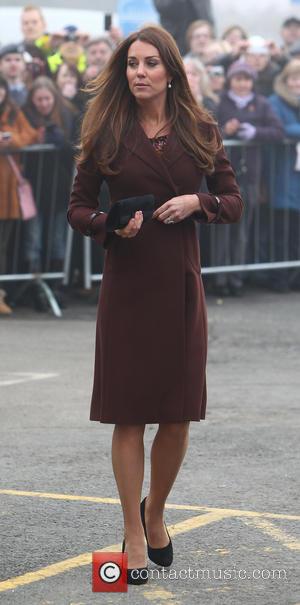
269, 79, 300, 211
22, 103, 77, 212
0, 106, 39, 220
217, 91, 284, 184
67, 120, 243, 424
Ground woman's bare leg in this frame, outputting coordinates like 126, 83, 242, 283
111, 423, 147, 568
145, 421, 190, 547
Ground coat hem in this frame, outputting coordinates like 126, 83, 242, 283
90, 416, 205, 424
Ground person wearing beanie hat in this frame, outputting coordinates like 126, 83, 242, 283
211, 60, 284, 296
243, 36, 281, 97
226, 60, 257, 81
0, 43, 28, 107
267, 59, 300, 291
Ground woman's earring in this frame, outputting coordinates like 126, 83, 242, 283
168, 81, 172, 89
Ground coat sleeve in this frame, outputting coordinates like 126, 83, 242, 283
192, 129, 244, 224
67, 155, 113, 249
9, 110, 39, 148
254, 98, 284, 142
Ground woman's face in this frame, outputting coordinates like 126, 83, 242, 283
0, 86, 7, 104
56, 64, 77, 90
126, 40, 171, 103
286, 73, 300, 96
184, 63, 202, 99
32, 87, 55, 116
224, 28, 244, 47
229, 74, 254, 96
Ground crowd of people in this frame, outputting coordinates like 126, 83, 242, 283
0, 4, 300, 314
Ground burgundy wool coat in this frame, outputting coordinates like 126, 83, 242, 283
67, 121, 243, 424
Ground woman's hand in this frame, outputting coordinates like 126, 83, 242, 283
36, 127, 45, 143
223, 118, 240, 136
115, 210, 143, 237
152, 194, 200, 223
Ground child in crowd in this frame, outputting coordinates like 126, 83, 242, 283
214, 60, 284, 296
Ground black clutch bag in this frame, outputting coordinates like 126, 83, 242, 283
105, 194, 155, 232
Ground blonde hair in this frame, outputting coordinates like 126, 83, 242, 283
22, 4, 44, 18
183, 56, 219, 104
279, 58, 300, 81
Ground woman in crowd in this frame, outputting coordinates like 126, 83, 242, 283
183, 56, 219, 114
22, 76, 77, 307
243, 36, 281, 97
214, 60, 284, 296
55, 62, 85, 113
222, 25, 248, 49
0, 75, 39, 314
183, 56, 220, 280
268, 59, 300, 291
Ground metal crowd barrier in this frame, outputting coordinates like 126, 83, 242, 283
0, 144, 71, 317
1, 140, 300, 316
78, 139, 300, 288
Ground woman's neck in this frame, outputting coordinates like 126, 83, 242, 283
136, 98, 168, 128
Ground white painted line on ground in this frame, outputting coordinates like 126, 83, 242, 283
0, 372, 59, 387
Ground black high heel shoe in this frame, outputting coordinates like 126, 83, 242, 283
140, 496, 173, 567
122, 538, 149, 585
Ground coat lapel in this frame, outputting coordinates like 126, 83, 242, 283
123, 121, 186, 195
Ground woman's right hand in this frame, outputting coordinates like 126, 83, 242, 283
224, 119, 240, 136
115, 210, 143, 237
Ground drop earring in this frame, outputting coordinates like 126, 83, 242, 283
168, 81, 172, 89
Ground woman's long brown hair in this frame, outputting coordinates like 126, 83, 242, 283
78, 25, 222, 175
25, 76, 75, 135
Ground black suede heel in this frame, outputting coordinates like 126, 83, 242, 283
122, 538, 149, 585
140, 496, 173, 567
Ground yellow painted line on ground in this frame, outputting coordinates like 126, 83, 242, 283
168, 510, 234, 536
143, 588, 181, 604
242, 517, 300, 551
0, 511, 229, 593
0, 489, 299, 521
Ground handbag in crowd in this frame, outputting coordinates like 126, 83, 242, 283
105, 194, 155, 232
7, 155, 37, 221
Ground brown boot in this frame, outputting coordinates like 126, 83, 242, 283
0, 289, 13, 315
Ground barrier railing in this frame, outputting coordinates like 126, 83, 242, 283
0, 144, 72, 317
1, 139, 300, 315
78, 139, 300, 289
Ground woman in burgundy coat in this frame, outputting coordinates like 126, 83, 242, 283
67, 25, 243, 584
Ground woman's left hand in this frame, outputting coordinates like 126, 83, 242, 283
152, 194, 200, 224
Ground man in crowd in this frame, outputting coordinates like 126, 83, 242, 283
154, 0, 214, 55
21, 4, 48, 46
0, 44, 28, 107
85, 37, 114, 71
280, 16, 300, 54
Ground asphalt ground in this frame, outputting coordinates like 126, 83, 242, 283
0, 285, 299, 605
